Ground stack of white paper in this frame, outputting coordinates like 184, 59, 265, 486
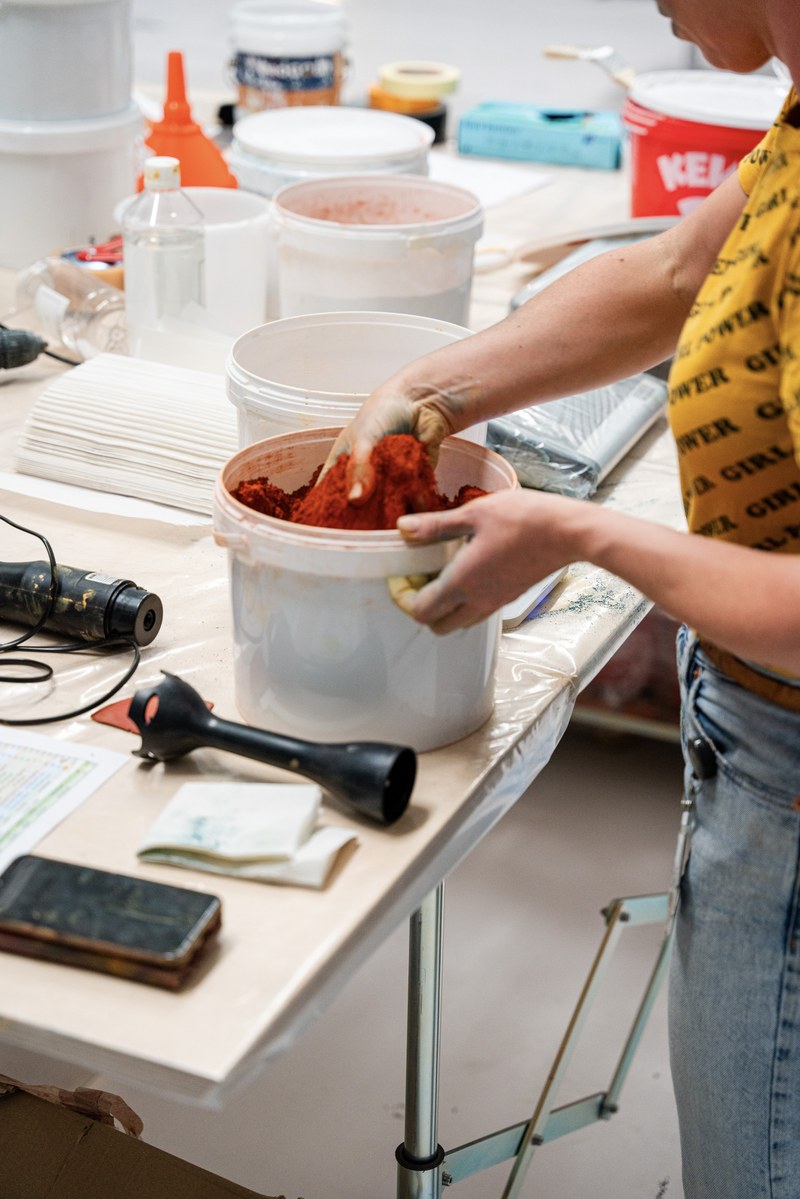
15, 354, 238, 516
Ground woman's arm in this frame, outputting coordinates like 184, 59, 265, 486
394, 491, 800, 673
331, 172, 748, 500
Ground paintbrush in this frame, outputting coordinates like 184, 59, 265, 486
544, 44, 637, 89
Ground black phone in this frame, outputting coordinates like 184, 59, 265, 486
0, 855, 222, 988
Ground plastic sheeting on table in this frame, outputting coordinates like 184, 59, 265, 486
0, 406, 686, 1107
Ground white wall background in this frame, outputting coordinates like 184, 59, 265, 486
131, 0, 693, 118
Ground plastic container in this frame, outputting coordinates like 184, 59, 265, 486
622, 70, 786, 217
122, 156, 205, 360
271, 175, 483, 324
116, 186, 271, 337
230, 0, 348, 112
213, 427, 517, 750
226, 310, 485, 447
0, 103, 141, 271
16, 256, 127, 358
0, 0, 132, 121
228, 106, 433, 196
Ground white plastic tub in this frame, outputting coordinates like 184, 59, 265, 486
228, 106, 433, 196
0, 0, 132, 120
115, 186, 272, 336
0, 103, 141, 270
213, 428, 517, 750
271, 174, 483, 323
226, 310, 487, 446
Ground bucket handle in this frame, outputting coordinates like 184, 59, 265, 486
213, 529, 251, 556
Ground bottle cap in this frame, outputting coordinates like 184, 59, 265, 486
144, 156, 182, 190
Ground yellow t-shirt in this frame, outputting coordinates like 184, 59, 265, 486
667, 88, 800, 692
668, 88, 800, 548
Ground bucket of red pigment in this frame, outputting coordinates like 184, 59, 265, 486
213, 427, 518, 752
622, 70, 786, 217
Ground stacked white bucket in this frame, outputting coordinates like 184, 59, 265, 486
0, 0, 141, 269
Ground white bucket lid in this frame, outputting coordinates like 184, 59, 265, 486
629, 70, 787, 130
231, 0, 347, 44
232, 106, 434, 169
0, 101, 142, 153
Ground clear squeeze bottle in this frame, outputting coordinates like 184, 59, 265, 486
15, 258, 128, 360
122, 155, 205, 360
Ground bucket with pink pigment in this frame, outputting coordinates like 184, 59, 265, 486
270, 173, 483, 324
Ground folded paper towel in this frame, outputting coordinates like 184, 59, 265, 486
138, 781, 357, 889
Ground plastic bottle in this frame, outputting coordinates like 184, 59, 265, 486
15, 257, 128, 360
122, 156, 205, 361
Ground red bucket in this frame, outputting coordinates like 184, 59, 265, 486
622, 70, 786, 218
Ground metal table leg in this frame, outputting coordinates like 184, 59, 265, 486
396, 883, 446, 1199
393, 890, 672, 1195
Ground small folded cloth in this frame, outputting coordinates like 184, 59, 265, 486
137, 782, 356, 889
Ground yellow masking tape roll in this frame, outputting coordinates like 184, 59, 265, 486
377, 61, 460, 100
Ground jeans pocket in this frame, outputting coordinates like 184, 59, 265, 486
678, 628, 722, 765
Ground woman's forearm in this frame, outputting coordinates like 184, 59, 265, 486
397, 488, 800, 672
564, 502, 800, 672
381, 173, 748, 432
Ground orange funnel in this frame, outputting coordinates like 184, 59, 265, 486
143, 51, 238, 188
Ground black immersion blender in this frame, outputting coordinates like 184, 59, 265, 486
0, 561, 163, 646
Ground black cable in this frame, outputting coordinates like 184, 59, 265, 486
0, 513, 143, 725
0, 638, 141, 727
0, 513, 58, 648
0, 658, 54, 684
42, 345, 82, 367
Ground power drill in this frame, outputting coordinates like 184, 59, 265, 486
0, 561, 163, 646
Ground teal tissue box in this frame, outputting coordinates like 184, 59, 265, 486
457, 103, 622, 170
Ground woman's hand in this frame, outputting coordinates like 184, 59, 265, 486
392, 489, 582, 633
319, 380, 475, 504
393, 484, 800, 677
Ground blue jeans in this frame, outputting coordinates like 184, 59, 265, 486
670, 627, 800, 1198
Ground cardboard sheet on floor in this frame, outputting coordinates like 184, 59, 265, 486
0, 1090, 280, 1199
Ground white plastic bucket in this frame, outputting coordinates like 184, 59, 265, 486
0, 0, 132, 121
115, 187, 272, 337
271, 174, 483, 324
226, 310, 487, 446
213, 427, 517, 750
228, 106, 433, 196
230, 0, 348, 112
0, 103, 141, 270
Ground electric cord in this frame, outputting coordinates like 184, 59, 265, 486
0, 321, 80, 369
0, 513, 142, 726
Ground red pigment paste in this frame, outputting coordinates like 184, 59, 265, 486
232, 434, 487, 531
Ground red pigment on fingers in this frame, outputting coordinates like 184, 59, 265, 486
231, 434, 487, 530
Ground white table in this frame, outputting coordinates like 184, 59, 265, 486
0, 161, 685, 1194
